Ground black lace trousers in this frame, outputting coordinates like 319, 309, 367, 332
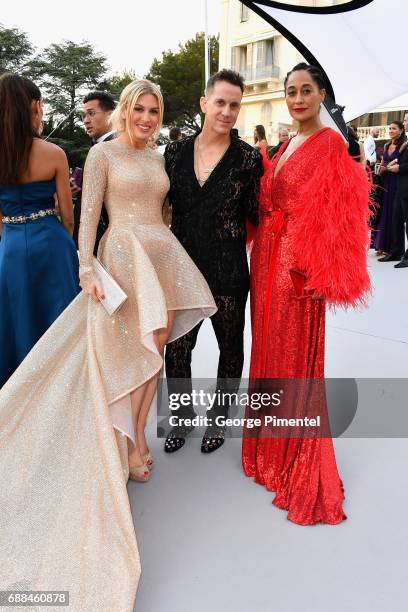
165, 294, 247, 423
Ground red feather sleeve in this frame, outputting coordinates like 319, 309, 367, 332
291, 130, 372, 308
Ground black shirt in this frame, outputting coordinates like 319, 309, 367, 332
397, 142, 408, 194
348, 138, 361, 163
165, 133, 263, 296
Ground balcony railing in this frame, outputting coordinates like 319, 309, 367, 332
255, 64, 280, 80
241, 64, 280, 82
357, 125, 390, 140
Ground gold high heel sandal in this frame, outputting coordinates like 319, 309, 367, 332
129, 463, 150, 482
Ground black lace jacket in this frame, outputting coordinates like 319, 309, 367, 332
165, 133, 263, 296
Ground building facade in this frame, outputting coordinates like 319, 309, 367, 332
219, 0, 405, 146
219, 0, 298, 144
219, 1, 346, 144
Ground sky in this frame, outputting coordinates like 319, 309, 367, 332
1, 0, 222, 76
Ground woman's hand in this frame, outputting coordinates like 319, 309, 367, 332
84, 281, 105, 302
305, 285, 324, 300
80, 275, 105, 302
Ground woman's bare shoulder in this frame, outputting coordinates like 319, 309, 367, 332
32, 138, 67, 161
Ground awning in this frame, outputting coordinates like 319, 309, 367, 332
371, 93, 408, 114
242, 1, 408, 122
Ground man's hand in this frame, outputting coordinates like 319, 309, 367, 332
70, 179, 81, 198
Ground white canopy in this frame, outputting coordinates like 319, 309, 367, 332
243, 1, 408, 121
373, 93, 408, 114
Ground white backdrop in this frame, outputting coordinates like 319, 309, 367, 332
246, 0, 408, 121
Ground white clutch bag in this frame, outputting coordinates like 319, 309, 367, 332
92, 258, 128, 316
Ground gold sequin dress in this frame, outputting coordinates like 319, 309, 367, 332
0, 140, 216, 611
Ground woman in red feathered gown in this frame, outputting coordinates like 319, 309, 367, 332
242, 63, 371, 525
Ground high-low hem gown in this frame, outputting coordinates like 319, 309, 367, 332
0, 140, 216, 611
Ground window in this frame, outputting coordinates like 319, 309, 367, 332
239, 46, 247, 74
261, 102, 273, 129
240, 3, 249, 22
231, 47, 240, 72
232, 39, 279, 82
255, 39, 276, 79
231, 45, 249, 79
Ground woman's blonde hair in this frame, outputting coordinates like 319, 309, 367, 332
110, 79, 164, 144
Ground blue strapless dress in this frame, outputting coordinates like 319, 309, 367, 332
0, 179, 80, 386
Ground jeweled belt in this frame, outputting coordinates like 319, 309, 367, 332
2, 208, 57, 224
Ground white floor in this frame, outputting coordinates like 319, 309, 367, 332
129, 254, 408, 612
326, 253, 408, 377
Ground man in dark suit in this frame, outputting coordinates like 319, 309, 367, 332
380, 111, 408, 268
72, 91, 116, 254
268, 127, 289, 158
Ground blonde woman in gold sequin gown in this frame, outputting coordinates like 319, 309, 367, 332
0, 80, 216, 611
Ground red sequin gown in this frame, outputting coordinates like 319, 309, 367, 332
242, 127, 371, 526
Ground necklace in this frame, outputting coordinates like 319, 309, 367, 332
194, 135, 229, 186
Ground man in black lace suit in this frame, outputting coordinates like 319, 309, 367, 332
164, 69, 263, 453
72, 91, 116, 254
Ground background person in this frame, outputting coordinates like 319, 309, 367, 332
169, 126, 182, 142
347, 124, 366, 167
72, 90, 116, 252
267, 127, 290, 159
254, 124, 268, 149
158, 126, 183, 154
364, 126, 380, 167
254, 124, 272, 169
375, 121, 406, 257
379, 111, 408, 267
0, 73, 80, 387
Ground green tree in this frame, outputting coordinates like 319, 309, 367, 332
42, 118, 90, 169
0, 24, 34, 74
146, 33, 219, 131
31, 40, 108, 138
98, 70, 137, 99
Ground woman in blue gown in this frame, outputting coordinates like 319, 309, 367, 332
0, 74, 80, 387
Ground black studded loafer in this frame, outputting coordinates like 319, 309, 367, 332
164, 425, 195, 453
201, 425, 226, 454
